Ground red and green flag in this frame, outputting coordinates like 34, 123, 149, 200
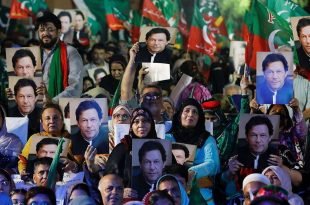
142, 0, 179, 27
245, 0, 294, 69
10, 0, 48, 19
104, 0, 129, 31
108, 80, 122, 116
129, 9, 142, 43
187, 0, 217, 56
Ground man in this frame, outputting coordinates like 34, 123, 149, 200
242, 173, 270, 205
12, 49, 37, 77
98, 173, 124, 205
57, 11, 74, 44
36, 138, 58, 158
222, 115, 281, 197
26, 186, 56, 205
9, 78, 41, 138
172, 144, 190, 165
256, 53, 293, 104
135, 27, 172, 64
73, 10, 90, 51
83, 44, 115, 77
71, 100, 109, 156
156, 174, 189, 205
32, 157, 53, 187
296, 17, 310, 69
35, 11, 83, 102
133, 140, 166, 200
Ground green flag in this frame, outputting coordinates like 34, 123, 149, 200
18, 0, 47, 14
104, 0, 129, 31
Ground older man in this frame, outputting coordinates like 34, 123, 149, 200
98, 174, 124, 205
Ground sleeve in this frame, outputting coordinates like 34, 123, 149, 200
52, 46, 83, 103
18, 135, 35, 173
189, 136, 220, 179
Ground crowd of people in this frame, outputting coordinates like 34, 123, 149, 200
0, 10, 309, 205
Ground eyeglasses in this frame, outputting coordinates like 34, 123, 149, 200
113, 113, 129, 120
142, 92, 162, 101
38, 27, 57, 33
0, 180, 10, 186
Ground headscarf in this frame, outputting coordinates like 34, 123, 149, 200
129, 107, 157, 139
108, 105, 131, 133
68, 196, 96, 205
242, 173, 270, 190
169, 98, 209, 147
262, 166, 304, 205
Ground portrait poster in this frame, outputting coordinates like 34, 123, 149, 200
172, 142, 196, 166
54, 9, 77, 44
229, 41, 246, 72
256, 52, 293, 104
5, 46, 42, 76
139, 26, 177, 44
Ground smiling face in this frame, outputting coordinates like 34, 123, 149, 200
140, 150, 165, 184
15, 86, 36, 115
246, 124, 272, 155
14, 56, 36, 77
99, 174, 124, 205
181, 105, 199, 128
38, 22, 59, 49
41, 108, 64, 135
263, 61, 287, 92
131, 115, 151, 138
77, 108, 101, 141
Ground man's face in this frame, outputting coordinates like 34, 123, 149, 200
140, 87, 163, 119
172, 149, 187, 165
0, 174, 11, 195
38, 22, 59, 49
41, 108, 64, 135
246, 124, 271, 155
99, 174, 124, 205
140, 150, 164, 184
243, 182, 266, 205
111, 63, 124, 80
181, 105, 199, 128
60, 16, 71, 33
77, 108, 101, 141
158, 180, 181, 205
27, 194, 52, 205
37, 144, 57, 158
132, 116, 151, 138
74, 14, 84, 31
15, 86, 36, 115
263, 61, 287, 91
299, 25, 310, 54
33, 164, 50, 187
146, 33, 169, 54
14, 56, 35, 77
93, 48, 105, 65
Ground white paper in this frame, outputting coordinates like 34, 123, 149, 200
6, 117, 29, 145
169, 74, 192, 105
114, 124, 130, 146
142, 63, 170, 83
205, 120, 213, 135
64, 118, 71, 134
155, 124, 166, 139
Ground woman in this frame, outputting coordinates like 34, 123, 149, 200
10, 189, 26, 205
18, 103, 77, 175
64, 183, 92, 205
105, 107, 158, 201
0, 104, 23, 170
262, 166, 304, 205
108, 105, 131, 152
0, 168, 15, 196
143, 190, 175, 205
99, 54, 127, 96
166, 98, 220, 205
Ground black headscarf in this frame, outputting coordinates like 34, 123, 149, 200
169, 98, 210, 147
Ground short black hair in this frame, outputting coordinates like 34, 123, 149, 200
141, 84, 163, 96
164, 164, 188, 183
75, 10, 85, 20
35, 11, 61, 30
138, 140, 166, 163
26, 186, 56, 205
146, 190, 175, 205
108, 54, 127, 72
262, 53, 288, 72
36, 138, 59, 153
41, 102, 64, 121
33, 157, 53, 172
172, 143, 190, 158
12, 49, 37, 69
146, 27, 171, 41
296, 17, 310, 37
75, 100, 103, 121
57, 11, 72, 23
14, 78, 37, 96
245, 115, 274, 137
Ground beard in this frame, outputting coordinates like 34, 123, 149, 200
40, 35, 58, 49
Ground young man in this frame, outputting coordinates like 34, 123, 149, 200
36, 11, 83, 102
71, 100, 109, 156
256, 53, 293, 104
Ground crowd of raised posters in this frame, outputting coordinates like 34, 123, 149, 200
0, 8, 309, 205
